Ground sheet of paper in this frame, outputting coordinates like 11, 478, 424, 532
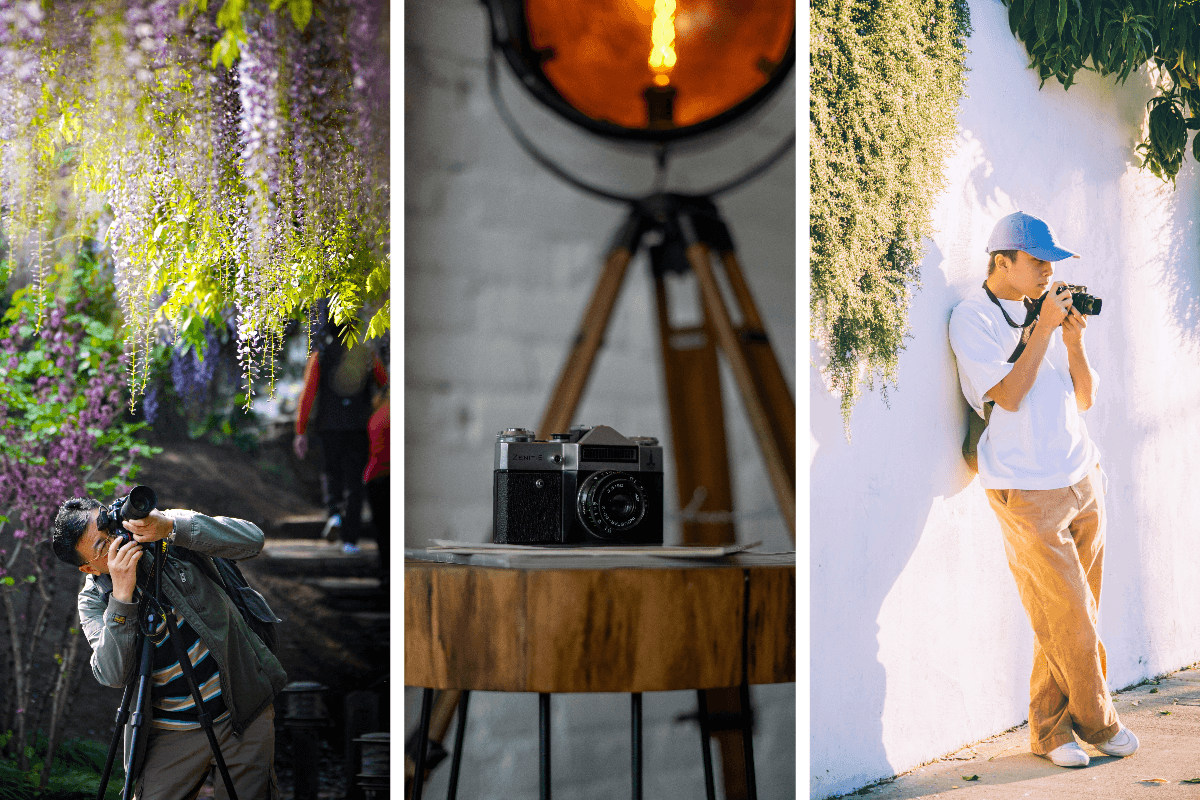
426, 540, 763, 558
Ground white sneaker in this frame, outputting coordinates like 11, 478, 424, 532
321, 514, 342, 542
1044, 741, 1089, 767
1096, 726, 1139, 757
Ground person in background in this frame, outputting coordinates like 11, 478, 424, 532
364, 386, 390, 581
294, 321, 388, 555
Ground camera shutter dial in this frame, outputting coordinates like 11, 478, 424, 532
576, 470, 646, 538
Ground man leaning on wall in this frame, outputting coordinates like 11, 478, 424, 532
947, 211, 1138, 768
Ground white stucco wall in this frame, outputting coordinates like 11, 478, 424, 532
811, 0, 1200, 796
405, 0, 797, 795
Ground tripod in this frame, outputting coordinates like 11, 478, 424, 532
95, 542, 239, 800
408, 193, 795, 800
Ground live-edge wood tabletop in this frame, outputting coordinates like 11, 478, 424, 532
405, 549, 796, 694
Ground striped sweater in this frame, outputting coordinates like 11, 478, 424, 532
149, 606, 229, 731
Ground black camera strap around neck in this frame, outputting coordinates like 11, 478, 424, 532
982, 281, 1040, 364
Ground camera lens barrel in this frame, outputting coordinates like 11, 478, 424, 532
576, 470, 646, 538
120, 485, 157, 521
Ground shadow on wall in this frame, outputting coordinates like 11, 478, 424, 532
810, 238, 986, 795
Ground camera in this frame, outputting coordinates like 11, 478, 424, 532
493, 425, 664, 545
1039, 283, 1102, 316
96, 485, 158, 547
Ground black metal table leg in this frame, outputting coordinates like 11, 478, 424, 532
540, 693, 552, 800
740, 683, 758, 800
696, 690, 716, 800
631, 693, 643, 800
446, 690, 471, 800
412, 688, 435, 800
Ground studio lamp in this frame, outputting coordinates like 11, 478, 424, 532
486, 0, 795, 141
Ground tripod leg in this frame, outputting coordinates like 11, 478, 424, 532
537, 208, 642, 439
716, 248, 796, 499
685, 241, 795, 537
652, 273, 736, 545
97, 651, 137, 800
122, 632, 155, 800
160, 610, 240, 800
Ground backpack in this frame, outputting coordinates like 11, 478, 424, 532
175, 548, 282, 653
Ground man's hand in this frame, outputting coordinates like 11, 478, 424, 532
108, 538, 143, 604
1035, 282, 1072, 334
1062, 307, 1087, 349
123, 509, 174, 544
293, 433, 308, 460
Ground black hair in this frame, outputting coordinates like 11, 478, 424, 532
52, 497, 101, 567
988, 249, 1020, 275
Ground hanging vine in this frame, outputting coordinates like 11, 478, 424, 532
1004, 0, 1200, 183
811, 0, 972, 432
0, 0, 390, 407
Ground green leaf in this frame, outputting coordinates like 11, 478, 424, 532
288, 0, 312, 29
0, 578, 14, 587
963, 775, 980, 781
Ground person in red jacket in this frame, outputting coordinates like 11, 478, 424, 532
293, 321, 387, 555
364, 388, 390, 579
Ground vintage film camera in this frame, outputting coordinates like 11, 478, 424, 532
96, 485, 158, 547
493, 425, 664, 545
1039, 283, 1102, 316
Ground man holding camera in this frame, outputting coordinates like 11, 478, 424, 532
948, 211, 1137, 768
52, 498, 287, 798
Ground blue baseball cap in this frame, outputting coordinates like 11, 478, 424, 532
986, 211, 1080, 261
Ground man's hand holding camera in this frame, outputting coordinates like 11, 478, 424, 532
1036, 281, 1096, 410
107, 510, 172, 604
107, 536, 143, 604
122, 508, 174, 544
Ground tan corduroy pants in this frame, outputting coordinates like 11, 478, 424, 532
985, 466, 1120, 755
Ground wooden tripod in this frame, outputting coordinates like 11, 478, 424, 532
408, 194, 795, 800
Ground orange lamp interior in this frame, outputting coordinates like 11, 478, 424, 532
524, 0, 794, 131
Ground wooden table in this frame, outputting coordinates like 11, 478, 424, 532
405, 550, 795, 799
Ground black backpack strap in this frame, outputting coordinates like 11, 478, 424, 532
174, 547, 281, 626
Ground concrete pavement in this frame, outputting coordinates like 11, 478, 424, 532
850, 666, 1200, 799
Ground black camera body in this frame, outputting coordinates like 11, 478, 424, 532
493, 425, 664, 546
96, 485, 158, 547
1039, 283, 1102, 316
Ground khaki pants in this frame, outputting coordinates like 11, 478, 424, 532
986, 467, 1121, 754
134, 705, 279, 800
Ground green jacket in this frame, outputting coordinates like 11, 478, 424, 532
78, 510, 287, 760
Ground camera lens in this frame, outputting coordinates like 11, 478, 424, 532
576, 470, 646, 538
121, 485, 157, 520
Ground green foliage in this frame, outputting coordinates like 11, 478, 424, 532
1004, 0, 1200, 182
0, 255, 157, 502
0, 734, 122, 800
811, 0, 972, 432
0, 0, 389, 408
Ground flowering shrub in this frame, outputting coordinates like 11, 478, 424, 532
0, 254, 156, 778
0, 0, 390, 407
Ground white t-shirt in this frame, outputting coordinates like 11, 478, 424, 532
948, 285, 1099, 490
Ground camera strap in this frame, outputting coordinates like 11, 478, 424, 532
982, 281, 1038, 364
963, 283, 1044, 474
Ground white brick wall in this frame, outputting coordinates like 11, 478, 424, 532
405, 0, 796, 794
